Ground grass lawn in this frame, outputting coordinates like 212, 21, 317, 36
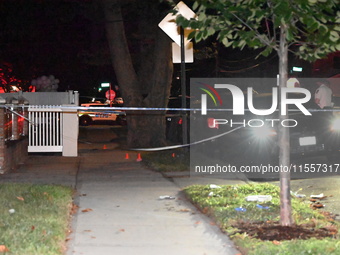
136, 148, 340, 254
0, 183, 74, 255
142, 149, 189, 172
184, 183, 340, 255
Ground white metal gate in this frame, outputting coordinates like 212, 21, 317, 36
28, 106, 63, 153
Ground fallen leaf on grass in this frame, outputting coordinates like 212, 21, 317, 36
311, 203, 325, 209
326, 225, 338, 235
71, 204, 79, 214
16, 196, 24, 201
202, 207, 209, 214
178, 209, 190, 213
330, 230, 338, 235
0, 245, 9, 252
81, 208, 93, 213
272, 240, 281, 245
320, 211, 332, 217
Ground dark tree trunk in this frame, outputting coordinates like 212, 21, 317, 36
101, 0, 141, 104
126, 111, 168, 148
126, 28, 173, 148
101, 0, 173, 148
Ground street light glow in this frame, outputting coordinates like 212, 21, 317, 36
292, 66, 303, 72
101, 82, 110, 88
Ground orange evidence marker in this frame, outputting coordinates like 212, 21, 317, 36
136, 153, 142, 162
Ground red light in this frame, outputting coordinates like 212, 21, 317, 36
178, 118, 183, 125
208, 118, 218, 129
29, 85, 36, 92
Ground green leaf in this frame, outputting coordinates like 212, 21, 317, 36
202, 29, 208, 39
299, 45, 306, 52
207, 27, 215, 36
319, 24, 329, 35
329, 31, 340, 42
280, 17, 286, 26
198, 12, 206, 22
192, 1, 199, 11
181, 18, 190, 28
308, 0, 317, 4
238, 40, 246, 49
304, 17, 316, 28
319, 16, 327, 23
176, 15, 186, 27
195, 31, 203, 42
308, 21, 319, 32
286, 29, 294, 41
188, 31, 196, 40
227, 33, 233, 39
261, 47, 273, 57
221, 38, 233, 47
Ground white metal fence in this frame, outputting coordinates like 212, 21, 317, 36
28, 106, 63, 153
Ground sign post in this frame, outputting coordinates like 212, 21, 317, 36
102, 82, 116, 106
105, 89, 116, 101
159, 1, 196, 147
180, 27, 188, 146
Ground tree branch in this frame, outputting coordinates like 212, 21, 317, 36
230, 12, 272, 47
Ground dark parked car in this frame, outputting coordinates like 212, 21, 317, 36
79, 102, 126, 126
194, 93, 340, 164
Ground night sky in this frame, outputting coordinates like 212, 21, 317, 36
0, 0, 310, 99
0, 0, 114, 97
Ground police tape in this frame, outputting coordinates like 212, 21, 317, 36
1, 104, 340, 112
2, 104, 339, 151
132, 126, 244, 151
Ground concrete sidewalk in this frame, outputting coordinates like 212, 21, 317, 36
67, 149, 243, 255
0, 126, 245, 255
